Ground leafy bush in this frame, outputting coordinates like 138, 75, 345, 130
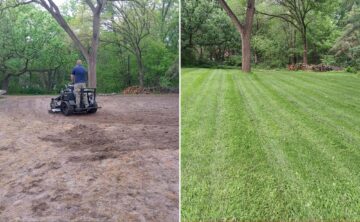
225, 55, 242, 66
345, 66, 357, 73
159, 76, 172, 88
321, 55, 336, 65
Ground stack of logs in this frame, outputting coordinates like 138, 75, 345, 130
122, 86, 150, 94
288, 63, 342, 72
122, 86, 179, 94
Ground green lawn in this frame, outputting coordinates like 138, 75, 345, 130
181, 68, 360, 221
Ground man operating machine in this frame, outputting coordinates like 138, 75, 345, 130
71, 59, 89, 109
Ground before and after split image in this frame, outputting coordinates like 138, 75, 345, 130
0, 0, 359, 221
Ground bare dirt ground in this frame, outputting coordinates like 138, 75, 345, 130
0, 94, 178, 222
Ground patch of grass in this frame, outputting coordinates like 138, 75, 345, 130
181, 68, 360, 221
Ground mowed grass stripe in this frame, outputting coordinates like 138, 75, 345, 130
181, 68, 360, 220
256, 73, 360, 167
259, 73, 360, 149
236, 72, 319, 219
278, 76, 360, 145
211, 71, 278, 219
273, 71, 360, 110
181, 68, 213, 107
261, 69, 360, 96
288, 73, 360, 107
257, 74, 360, 196
258, 70, 360, 109
182, 70, 279, 220
257, 70, 360, 108
182, 70, 226, 218
247, 72, 360, 218
272, 73, 360, 124
297, 72, 360, 93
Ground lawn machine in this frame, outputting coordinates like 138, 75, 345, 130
49, 84, 98, 116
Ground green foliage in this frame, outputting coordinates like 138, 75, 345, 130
345, 66, 357, 73
0, 3, 79, 93
182, 1, 241, 67
225, 55, 242, 66
321, 55, 336, 65
143, 38, 177, 86
1, 0, 178, 94
181, 0, 357, 69
332, 1, 360, 70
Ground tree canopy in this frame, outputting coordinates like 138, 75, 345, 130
181, 0, 359, 71
0, 0, 179, 94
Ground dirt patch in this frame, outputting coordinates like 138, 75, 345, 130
0, 95, 178, 221
67, 153, 118, 162
31, 202, 50, 216
39, 124, 112, 149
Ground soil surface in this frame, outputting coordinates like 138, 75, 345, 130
0, 95, 178, 222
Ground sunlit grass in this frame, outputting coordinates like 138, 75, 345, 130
181, 68, 360, 221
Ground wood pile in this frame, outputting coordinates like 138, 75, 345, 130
288, 63, 343, 72
122, 86, 179, 94
288, 63, 310, 71
122, 86, 149, 94
311, 64, 343, 72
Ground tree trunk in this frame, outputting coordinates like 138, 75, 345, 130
29, 71, 32, 88
37, 0, 106, 88
292, 29, 296, 64
241, 32, 251, 72
46, 71, 51, 91
1, 75, 10, 92
127, 54, 131, 86
88, 10, 101, 88
88, 55, 97, 88
218, 0, 255, 73
302, 28, 308, 65
288, 27, 296, 65
254, 49, 258, 64
135, 49, 145, 88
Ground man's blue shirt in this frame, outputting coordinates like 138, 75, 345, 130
72, 65, 87, 84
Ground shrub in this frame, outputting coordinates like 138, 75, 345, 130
345, 66, 357, 73
225, 55, 242, 67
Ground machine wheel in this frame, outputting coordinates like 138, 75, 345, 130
50, 99, 57, 109
88, 102, 98, 114
88, 108, 97, 114
61, 101, 74, 116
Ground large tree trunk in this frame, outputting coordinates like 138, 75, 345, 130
241, 32, 252, 72
37, 0, 107, 88
88, 10, 101, 88
218, 0, 255, 73
88, 55, 97, 88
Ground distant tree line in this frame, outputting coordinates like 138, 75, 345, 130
0, 0, 179, 94
182, 0, 359, 72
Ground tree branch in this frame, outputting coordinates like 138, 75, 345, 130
218, 0, 244, 34
37, 0, 90, 59
256, 9, 302, 32
85, 0, 96, 12
0, 0, 35, 13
